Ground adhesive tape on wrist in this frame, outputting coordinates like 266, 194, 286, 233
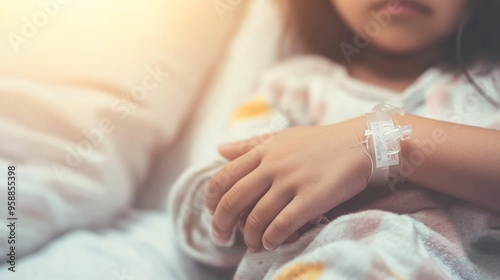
364, 104, 412, 187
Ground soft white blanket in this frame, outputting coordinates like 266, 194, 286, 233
234, 189, 500, 280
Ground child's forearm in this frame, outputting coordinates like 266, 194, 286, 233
391, 114, 500, 213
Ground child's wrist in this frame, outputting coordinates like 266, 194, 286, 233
363, 105, 412, 189
350, 116, 376, 186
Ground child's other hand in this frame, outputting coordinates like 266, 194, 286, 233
205, 117, 371, 251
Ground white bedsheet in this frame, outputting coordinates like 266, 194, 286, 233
0, 210, 234, 280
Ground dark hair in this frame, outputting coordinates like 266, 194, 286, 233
279, 0, 500, 68
278, 0, 500, 106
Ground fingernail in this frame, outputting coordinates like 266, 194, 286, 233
211, 229, 229, 244
238, 223, 245, 233
211, 229, 223, 239
263, 243, 276, 251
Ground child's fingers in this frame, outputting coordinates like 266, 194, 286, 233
262, 197, 322, 251
243, 187, 293, 251
211, 168, 271, 243
205, 149, 261, 213
218, 134, 274, 160
238, 211, 250, 232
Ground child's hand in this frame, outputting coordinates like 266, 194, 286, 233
205, 117, 372, 251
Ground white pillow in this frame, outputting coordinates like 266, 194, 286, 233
170, 0, 287, 167
0, 0, 239, 261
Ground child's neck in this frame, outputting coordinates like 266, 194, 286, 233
346, 46, 445, 93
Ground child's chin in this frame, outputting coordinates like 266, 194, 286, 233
371, 39, 433, 57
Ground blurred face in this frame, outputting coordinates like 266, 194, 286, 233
331, 0, 469, 54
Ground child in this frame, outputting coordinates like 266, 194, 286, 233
170, 0, 500, 279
